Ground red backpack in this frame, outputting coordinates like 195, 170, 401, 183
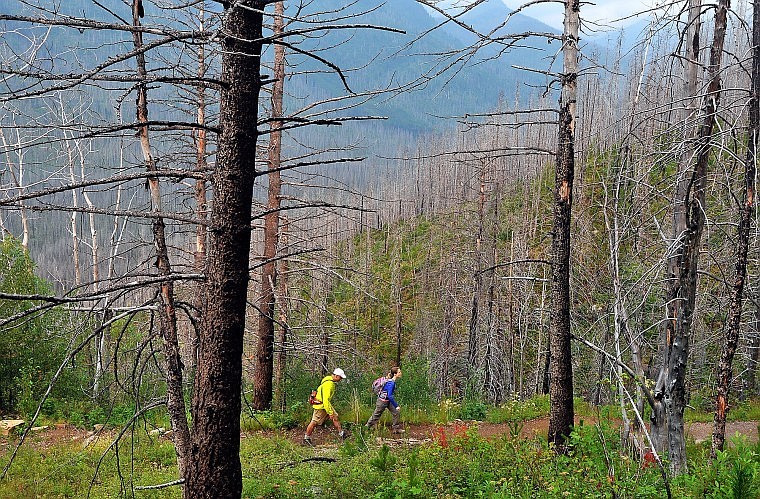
309, 379, 326, 405
308, 389, 321, 406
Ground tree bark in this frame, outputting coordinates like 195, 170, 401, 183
664, 0, 727, 474
548, 0, 579, 454
252, 0, 285, 411
186, 2, 263, 497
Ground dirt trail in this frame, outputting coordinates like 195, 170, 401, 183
2, 418, 757, 451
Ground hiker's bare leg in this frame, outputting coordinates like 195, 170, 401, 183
306, 409, 327, 437
330, 413, 342, 433
306, 421, 317, 436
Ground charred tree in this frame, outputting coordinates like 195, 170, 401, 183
661, 0, 728, 474
186, 1, 264, 496
132, 0, 191, 477
548, 0, 579, 454
711, 0, 749, 459
653, 0, 702, 462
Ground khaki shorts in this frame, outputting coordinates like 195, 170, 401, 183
311, 409, 328, 425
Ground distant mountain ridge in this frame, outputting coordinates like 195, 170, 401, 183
1, 0, 640, 134
281, 0, 559, 132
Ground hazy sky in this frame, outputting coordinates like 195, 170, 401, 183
502, 0, 653, 30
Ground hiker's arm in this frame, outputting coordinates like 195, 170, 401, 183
322, 383, 336, 415
386, 381, 398, 409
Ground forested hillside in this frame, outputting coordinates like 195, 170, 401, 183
2, 0, 760, 496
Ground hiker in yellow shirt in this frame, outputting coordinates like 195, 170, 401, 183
304, 368, 347, 444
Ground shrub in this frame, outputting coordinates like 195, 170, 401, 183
0, 237, 85, 415
458, 400, 488, 421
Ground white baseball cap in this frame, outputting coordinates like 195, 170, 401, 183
333, 368, 347, 380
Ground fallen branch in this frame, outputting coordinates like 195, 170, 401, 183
134, 478, 185, 490
277, 457, 337, 469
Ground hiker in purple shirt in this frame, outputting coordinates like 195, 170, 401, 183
366, 367, 404, 433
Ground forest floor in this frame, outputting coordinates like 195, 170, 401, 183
1, 417, 758, 452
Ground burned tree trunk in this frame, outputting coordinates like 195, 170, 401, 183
663, 0, 727, 474
186, 2, 264, 497
548, 0, 579, 454
711, 0, 749, 459
653, 0, 702, 464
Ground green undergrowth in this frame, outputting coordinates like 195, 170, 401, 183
0, 431, 180, 498
685, 397, 760, 424
487, 395, 551, 423
5, 420, 760, 498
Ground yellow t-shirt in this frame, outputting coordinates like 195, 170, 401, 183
312, 375, 336, 415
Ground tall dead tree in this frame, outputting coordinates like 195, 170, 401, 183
658, 0, 728, 474
132, 0, 191, 478
547, 0, 579, 454
711, 0, 749, 459
252, 0, 286, 411
466, 161, 487, 386
191, 0, 209, 386
650, 3, 704, 458
186, 1, 264, 496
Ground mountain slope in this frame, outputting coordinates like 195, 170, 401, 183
280, 0, 557, 132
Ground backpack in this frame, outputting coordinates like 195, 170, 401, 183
309, 378, 328, 406
371, 376, 388, 396
308, 389, 321, 406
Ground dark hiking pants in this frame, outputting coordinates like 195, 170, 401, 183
366, 397, 400, 428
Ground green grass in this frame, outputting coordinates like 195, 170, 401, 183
0, 432, 181, 498
487, 395, 551, 423
728, 399, 760, 422
682, 397, 760, 424
6, 399, 760, 498
6, 419, 760, 498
